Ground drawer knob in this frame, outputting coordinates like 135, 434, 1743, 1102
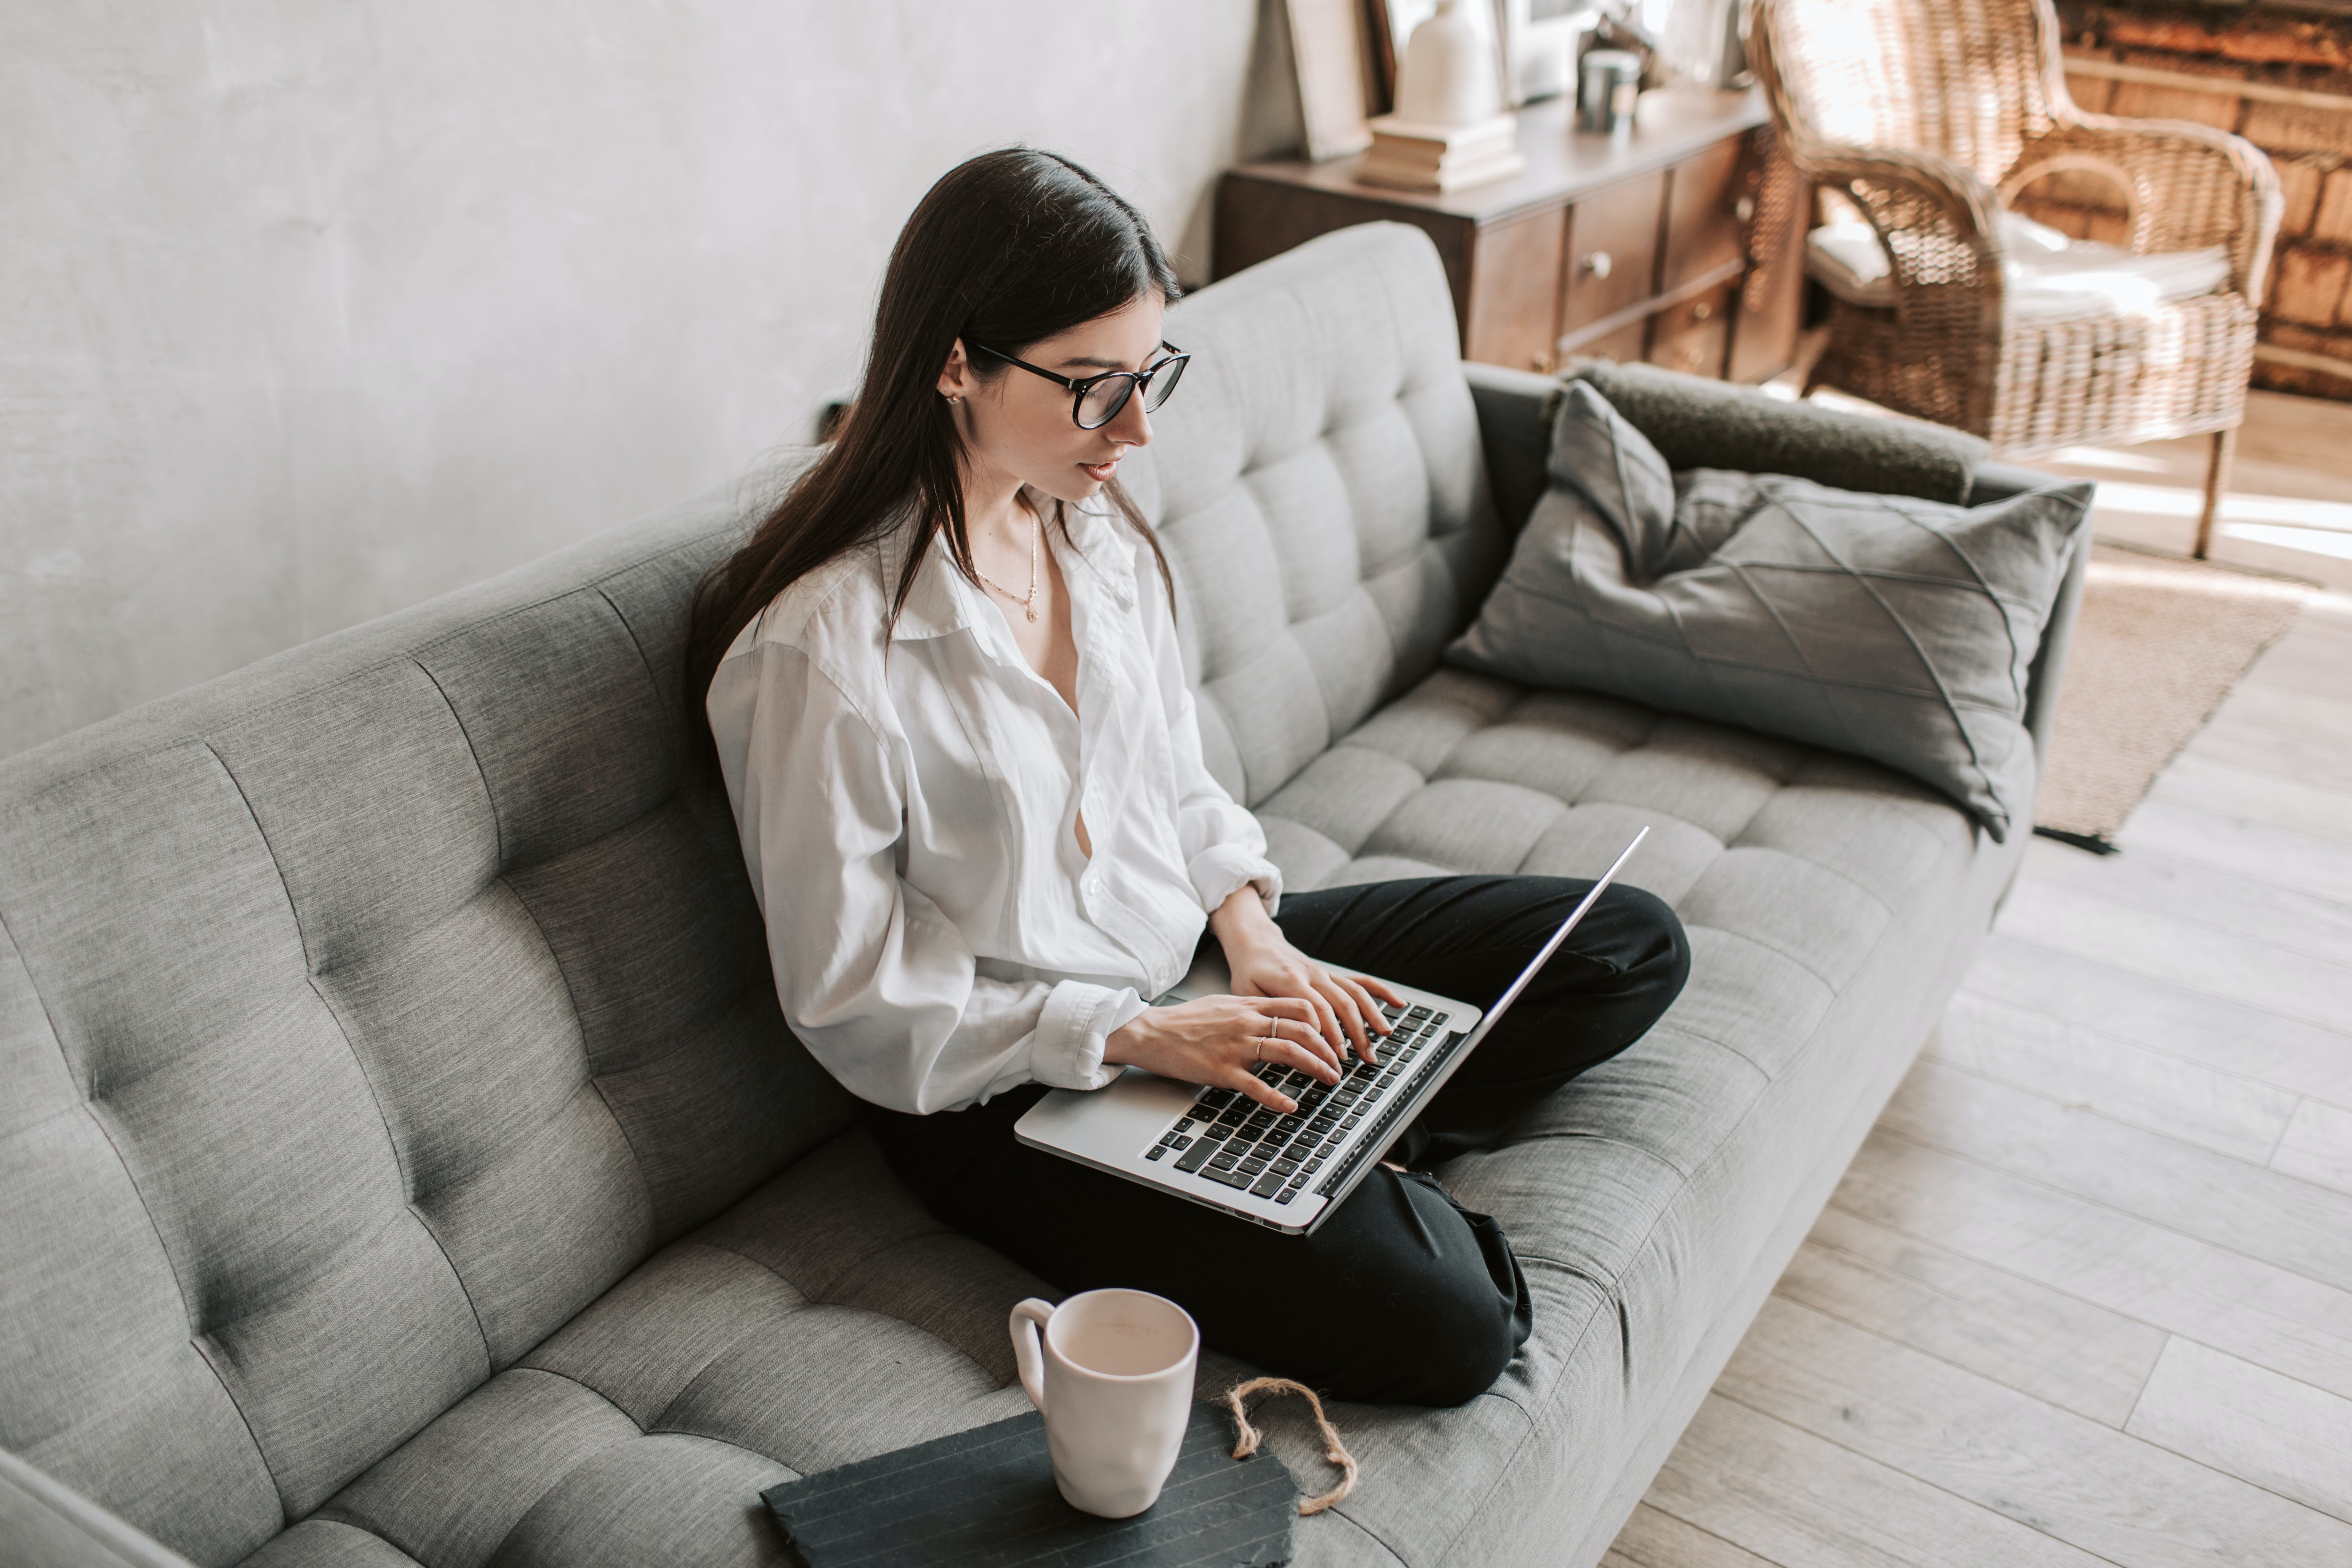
1692, 300, 1714, 321
1734, 195, 1757, 222
1531, 350, 1552, 371
1582, 250, 1614, 280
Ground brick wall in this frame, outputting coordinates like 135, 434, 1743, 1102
2024, 2, 2352, 399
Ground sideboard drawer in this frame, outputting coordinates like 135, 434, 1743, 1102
1648, 283, 1735, 378
1661, 138, 1751, 292
1559, 173, 1665, 344
1465, 207, 1568, 372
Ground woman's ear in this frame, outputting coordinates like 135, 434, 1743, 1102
936, 338, 973, 402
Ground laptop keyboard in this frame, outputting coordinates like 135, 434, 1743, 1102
1141, 1002, 1453, 1206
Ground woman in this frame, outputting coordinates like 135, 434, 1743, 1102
688, 149, 1689, 1407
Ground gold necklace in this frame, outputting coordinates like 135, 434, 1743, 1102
973, 500, 1040, 623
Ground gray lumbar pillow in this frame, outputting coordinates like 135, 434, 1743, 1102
1449, 381, 2092, 841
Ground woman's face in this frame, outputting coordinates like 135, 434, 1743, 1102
939, 292, 1167, 508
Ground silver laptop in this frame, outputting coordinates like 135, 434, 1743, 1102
1014, 829, 1647, 1234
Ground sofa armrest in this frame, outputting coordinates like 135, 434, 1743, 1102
1971, 457, 2091, 770
1564, 360, 1989, 504
1475, 358, 2050, 513
2017, 485, 2092, 772
1963, 459, 2065, 505
1464, 361, 1561, 538
0, 1449, 198, 1568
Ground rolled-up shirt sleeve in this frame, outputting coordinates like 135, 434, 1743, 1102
1141, 573, 1282, 918
712, 639, 1133, 1114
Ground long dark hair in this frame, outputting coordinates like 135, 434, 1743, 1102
684, 148, 1180, 773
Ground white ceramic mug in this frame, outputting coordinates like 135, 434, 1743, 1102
1009, 1287, 1199, 1518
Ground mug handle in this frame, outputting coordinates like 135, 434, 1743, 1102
1006, 1297, 1053, 1420
1009, 1298, 1055, 1413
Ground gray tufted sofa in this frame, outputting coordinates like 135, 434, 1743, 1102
0, 223, 2082, 1568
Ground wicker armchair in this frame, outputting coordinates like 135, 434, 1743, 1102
1749, 0, 2283, 554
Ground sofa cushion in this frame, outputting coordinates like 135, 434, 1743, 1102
0, 476, 853, 1558
1246, 663, 1995, 1565
246, 1132, 1260, 1568
1133, 222, 1509, 811
1447, 382, 2090, 840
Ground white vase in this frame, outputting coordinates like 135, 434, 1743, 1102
1395, 0, 1500, 127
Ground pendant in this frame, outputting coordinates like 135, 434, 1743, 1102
1025, 604, 1039, 622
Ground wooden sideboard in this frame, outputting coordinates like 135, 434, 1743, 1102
1215, 88, 1809, 384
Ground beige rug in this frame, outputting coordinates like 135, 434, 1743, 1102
2034, 543, 2315, 849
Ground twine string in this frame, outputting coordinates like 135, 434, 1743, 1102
1221, 1376, 1359, 1516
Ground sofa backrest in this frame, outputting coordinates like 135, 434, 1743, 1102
0, 476, 853, 1562
1132, 222, 1504, 808
0, 219, 1492, 1564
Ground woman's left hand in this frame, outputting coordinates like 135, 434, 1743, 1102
1212, 893, 1404, 1065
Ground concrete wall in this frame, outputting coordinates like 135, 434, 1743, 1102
2, 1, 1293, 758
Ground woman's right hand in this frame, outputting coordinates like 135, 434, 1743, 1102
1103, 995, 1344, 1113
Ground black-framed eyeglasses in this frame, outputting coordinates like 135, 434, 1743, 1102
969, 340, 1189, 430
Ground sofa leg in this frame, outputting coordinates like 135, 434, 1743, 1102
2194, 427, 2236, 560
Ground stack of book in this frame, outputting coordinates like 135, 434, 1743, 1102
1355, 112, 1526, 193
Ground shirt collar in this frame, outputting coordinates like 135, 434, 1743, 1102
879, 488, 1135, 644
875, 507, 969, 645
1062, 494, 1139, 610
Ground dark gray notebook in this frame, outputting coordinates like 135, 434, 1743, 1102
759, 1403, 1297, 1567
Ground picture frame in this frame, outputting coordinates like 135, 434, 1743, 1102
1364, 0, 1403, 113
1285, 0, 1378, 161
1366, 0, 1519, 113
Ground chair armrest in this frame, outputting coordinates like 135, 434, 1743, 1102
1803, 143, 2007, 307
2009, 119, 2283, 302
1753, 6, 2008, 322
0, 1449, 199, 1568
1464, 362, 1560, 536
1779, 137, 2009, 432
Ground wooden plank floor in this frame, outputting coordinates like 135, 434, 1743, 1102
1607, 391, 2352, 1568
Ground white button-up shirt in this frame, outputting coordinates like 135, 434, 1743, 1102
707, 494, 1283, 1115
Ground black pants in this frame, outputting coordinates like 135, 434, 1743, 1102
865, 875, 1691, 1407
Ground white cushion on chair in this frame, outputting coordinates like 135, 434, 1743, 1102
1806, 210, 2231, 324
